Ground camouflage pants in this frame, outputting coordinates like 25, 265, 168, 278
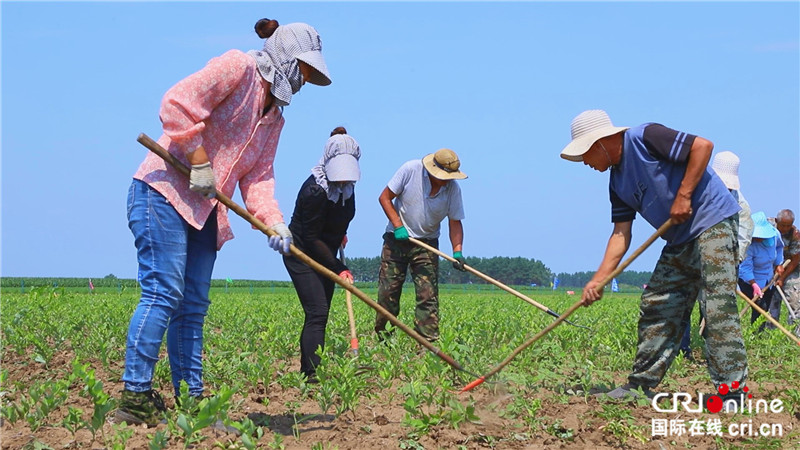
375, 232, 440, 341
629, 217, 748, 389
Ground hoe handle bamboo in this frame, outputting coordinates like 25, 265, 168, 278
461, 219, 673, 392
776, 285, 798, 321
408, 237, 553, 313
737, 289, 800, 346
338, 247, 359, 355
137, 133, 463, 370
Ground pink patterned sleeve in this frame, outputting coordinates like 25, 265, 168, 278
159, 50, 249, 153
240, 119, 286, 228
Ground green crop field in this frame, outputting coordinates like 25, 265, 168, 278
1, 283, 799, 449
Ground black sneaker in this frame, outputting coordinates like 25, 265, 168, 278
721, 392, 744, 413
115, 389, 167, 427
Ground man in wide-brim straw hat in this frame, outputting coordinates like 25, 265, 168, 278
375, 148, 468, 342
560, 109, 748, 411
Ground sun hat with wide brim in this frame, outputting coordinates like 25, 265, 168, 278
710, 151, 741, 190
560, 110, 629, 162
296, 49, 331, 86
422, 148, 467, 180
752, 211, 779, 239
278, 22, 332, 86
325, 154, 360, 182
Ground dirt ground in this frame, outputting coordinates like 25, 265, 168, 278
2, 349, 799, 449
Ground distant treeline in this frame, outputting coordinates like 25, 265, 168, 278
345, 256, 554, 286
554, 270, 653, 288
0, 275, 293, 289
1, 265, 652, 289
337, 256, 651, 288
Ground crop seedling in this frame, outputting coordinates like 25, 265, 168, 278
147, 429, 171, 450
109, 422, 136, 449
228, 416, 264, 450
61, 406, 86, 437
502, 396, 543, 431
441, 396, 481, 430
73, 360, 116, 442
783, 388, 800, 417
314, 350, 370, 418
173, 382, 234, 448
544, 418, 574, 441
3, 280, 800, 448
268, 432, 286, 450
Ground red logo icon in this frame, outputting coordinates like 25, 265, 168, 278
706, 382, 750, 413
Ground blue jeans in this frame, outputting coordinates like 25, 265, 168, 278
123, 179, 217, 396
680, 322, 691, 352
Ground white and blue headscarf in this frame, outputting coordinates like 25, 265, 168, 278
248, 23, 328, 107
311, 134, 361, 203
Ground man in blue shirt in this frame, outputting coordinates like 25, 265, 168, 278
560, 110, 747, 409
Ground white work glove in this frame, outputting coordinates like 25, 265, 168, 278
268, 222, 293, 254
189, 162, 216, 198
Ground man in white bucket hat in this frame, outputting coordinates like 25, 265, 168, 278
710, 152, 754, 262
561, 110, 747, 409
374, 149, 468, 342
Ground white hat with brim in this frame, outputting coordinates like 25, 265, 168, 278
296, 50, 331, 86
560, 109, 629, 162
423, 149, 467, 180
710, 151, 740, 190
752, 211, 778, 239
325, 154, 360, 182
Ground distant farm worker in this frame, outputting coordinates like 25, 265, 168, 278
282, 127, 360, 383
117, 18, 332, 427
679, 151, 754, 359
375, 149, 468, 342
771, 209, 800, 333
560, 109, 747, 409
740, 212, 783, 331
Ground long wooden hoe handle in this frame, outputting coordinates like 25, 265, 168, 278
736, 289, 800, 346
776, 285, 799, 321
339, 246, 360, 355
461, 219, 674, 392
137, 133, 464, 371
409, 237, 590, 330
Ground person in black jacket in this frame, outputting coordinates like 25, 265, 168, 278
279, 126, 360, 382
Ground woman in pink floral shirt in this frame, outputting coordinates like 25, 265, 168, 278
117, 18, 332, 427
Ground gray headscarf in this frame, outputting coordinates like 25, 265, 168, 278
311, 134, 361, 203
247, 23, 325, 107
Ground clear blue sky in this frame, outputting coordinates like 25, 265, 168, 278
2, 1, 798, 281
